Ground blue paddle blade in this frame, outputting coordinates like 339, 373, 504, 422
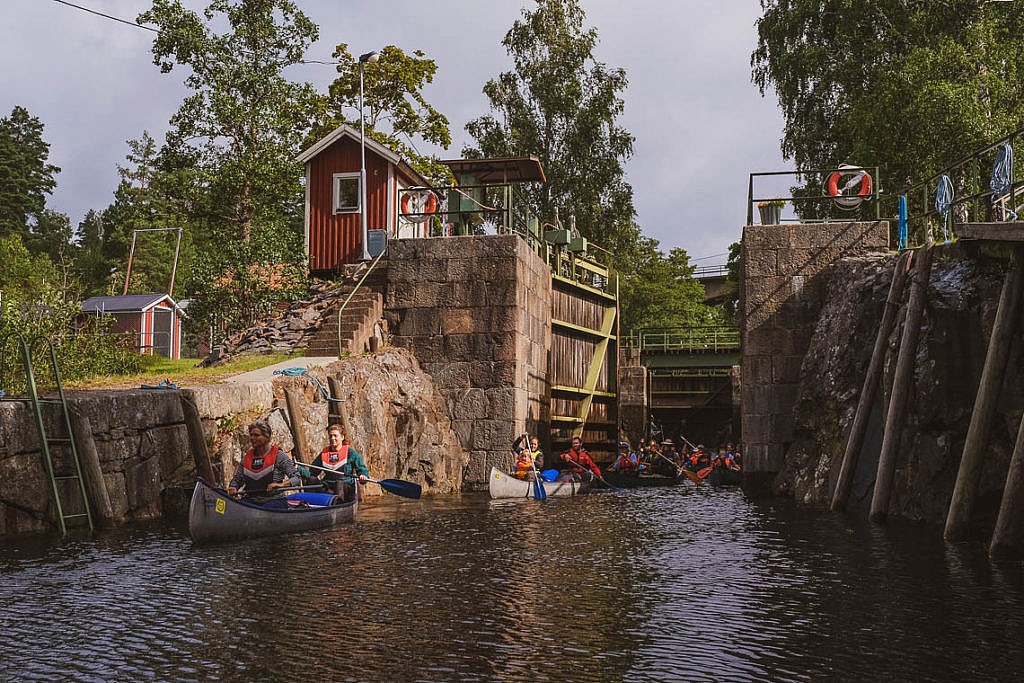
376, 478, 422, 499
533, 478, 547, 501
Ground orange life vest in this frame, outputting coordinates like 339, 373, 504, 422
242, 445, 280, 492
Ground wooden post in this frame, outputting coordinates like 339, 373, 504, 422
327, 376, 353, 435
990, 409, 1024, 560
180, 392, 217, 484
831, 250, 913, 511
285, 387, 311, 463
870, 244, 933, 523
945, 247, 1024, 540
68, 407, 117, 527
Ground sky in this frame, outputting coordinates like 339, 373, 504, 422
1, 0, 793, 267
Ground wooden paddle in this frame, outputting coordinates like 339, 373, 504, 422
300, 461, 422, 499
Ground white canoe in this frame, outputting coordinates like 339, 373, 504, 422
487, 467, 591, 499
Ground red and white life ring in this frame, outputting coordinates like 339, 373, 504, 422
400, 188, 438, 223
826, 166, 872, 209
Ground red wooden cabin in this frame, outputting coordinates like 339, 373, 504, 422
297, 124, 431, 274
79, 294, 184, 359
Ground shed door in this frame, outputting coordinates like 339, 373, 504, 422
152, 308, 173, 357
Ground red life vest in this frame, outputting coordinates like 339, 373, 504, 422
321, 445, 349, 470
242, 445, 280, 492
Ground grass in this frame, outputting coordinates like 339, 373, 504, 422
64, 351, 304, 390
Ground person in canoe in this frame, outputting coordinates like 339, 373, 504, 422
511, 433, 544, 480
609, 441, 638, 473
305, 423, 369, 502
226, 420, 300, 508
558, 437, 602, 482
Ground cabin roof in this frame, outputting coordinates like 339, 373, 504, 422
440, 156, 546, 184
81, 294, 179, 314
296, 123, 428, 186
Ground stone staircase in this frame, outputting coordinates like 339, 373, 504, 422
304, 266, 388, 357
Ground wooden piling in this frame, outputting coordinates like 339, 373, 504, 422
285, 387, 311, 463
990, 408, 1024, 560
68, 407, 117, 527
831, 250, 913, 511
945, 247, 1024, 541
327, 376, 353, 434
870, 244, 933, 523
180, 392, 217, 484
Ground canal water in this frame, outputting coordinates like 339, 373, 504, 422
2, 485, 1023, 682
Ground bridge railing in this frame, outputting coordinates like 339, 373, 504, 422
621, 326, 740, 352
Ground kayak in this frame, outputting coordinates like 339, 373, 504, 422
488, 467, 591, 499
600, 469, 688, 489
707, 467, 742, 486
188, 479, 357, 544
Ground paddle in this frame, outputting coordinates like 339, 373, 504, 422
299, 460, 422, 500
525, 435, 547, 501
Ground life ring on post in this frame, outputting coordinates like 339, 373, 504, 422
825, 165, 872, 209
400, 188, 438, 223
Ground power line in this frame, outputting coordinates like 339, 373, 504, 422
48, 0, 341, 66
51, 0, 157, 32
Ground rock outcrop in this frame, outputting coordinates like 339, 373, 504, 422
777, 245, 1024, 523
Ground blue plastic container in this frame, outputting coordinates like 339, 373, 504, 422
541, 469, 559, 482
288, 492, 339, 507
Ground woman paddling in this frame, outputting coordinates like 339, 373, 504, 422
305, 423, 369, 502
226, 420, 300, 508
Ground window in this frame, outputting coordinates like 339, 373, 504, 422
333, 173, 360, 213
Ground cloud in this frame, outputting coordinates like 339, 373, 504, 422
2, 0, 790, 264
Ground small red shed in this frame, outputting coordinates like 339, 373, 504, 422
80, 294, 184, 359
297, 124, 431, 274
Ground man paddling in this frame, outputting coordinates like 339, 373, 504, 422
557, 437, 601, 482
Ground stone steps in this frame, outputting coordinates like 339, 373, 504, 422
304, 280, 386, 357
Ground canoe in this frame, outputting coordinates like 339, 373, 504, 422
488, 467, 591, 499
188, 479, 357, 544
601, 469, 686, 489
707, 467, 742, 486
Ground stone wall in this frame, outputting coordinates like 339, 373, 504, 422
0, 348, 468, 537
740, 221, 889, 495
618, 348, 647, 448
385, 236, 552, 488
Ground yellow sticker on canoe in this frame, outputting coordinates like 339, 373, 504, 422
494, 471, 501, 479
215, 499, 226, 514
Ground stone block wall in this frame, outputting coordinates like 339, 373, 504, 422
385, 236, 552, 488
618, 348, 647, 448
741, 221, 889, 495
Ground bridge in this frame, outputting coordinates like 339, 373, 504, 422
621, 326, 740, 448
694, 264, 731, 303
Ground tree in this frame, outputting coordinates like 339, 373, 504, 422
618, 239, 721, 331
0, 106, 60, 238
137, 0, 318, 333
315, 44, 452, 182
752, 1, 1024, 198
465, 0, 641, 259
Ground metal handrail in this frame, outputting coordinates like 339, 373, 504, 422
335, 248, 388, 357
747, 166, 882, 225
621, 326, 740, 352
897, 126, 1024, 247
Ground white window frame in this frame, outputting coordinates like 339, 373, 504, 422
333, 172, 361, 214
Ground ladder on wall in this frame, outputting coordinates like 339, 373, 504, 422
0, 334, 93, 535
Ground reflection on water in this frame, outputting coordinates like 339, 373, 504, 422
2, 487, 1023, 681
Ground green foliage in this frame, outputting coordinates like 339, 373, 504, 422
465, 0, 642, 261
137, 0, 321, 334
618, 239, 723, 331
315, 44, 453, 182
752, 0, 1024, 196
0, 106, 60, 239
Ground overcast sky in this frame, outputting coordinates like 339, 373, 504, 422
2, 0, 792, 266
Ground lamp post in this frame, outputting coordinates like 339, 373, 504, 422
358, 50, 379, 262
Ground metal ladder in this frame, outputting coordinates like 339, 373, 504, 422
0, 333, 94, 535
